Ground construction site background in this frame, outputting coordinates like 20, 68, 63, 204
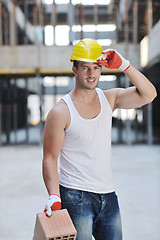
0, 1, 160, 240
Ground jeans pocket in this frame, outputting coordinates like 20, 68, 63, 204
60, 186, 83, 204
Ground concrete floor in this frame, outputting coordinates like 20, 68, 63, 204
0, 145, 159, 240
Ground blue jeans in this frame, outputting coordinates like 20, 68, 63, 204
60, 185, 122, 240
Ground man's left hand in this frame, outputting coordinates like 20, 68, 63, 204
97, 49, 130, 72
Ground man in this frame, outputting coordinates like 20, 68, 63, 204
42, 38, 157, 240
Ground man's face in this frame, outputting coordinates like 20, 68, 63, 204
72, 61, 102, 90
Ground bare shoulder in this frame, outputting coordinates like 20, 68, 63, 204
43, 100, 70, 158
47, 99, 69, 118
45, 99, 70, 131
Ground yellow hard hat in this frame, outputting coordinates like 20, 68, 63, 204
70, 38, 103, 63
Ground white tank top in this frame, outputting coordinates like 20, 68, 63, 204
59, 88, 115, 193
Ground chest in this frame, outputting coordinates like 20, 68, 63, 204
64, 100, 112, 147
72, 98, 101, 120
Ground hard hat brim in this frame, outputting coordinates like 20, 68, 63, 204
70, 57, 99, 63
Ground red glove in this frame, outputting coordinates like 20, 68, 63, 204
97, 49, 130, 72
44, 194, 61, 217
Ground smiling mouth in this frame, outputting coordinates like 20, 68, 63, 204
87, 78, 96, 82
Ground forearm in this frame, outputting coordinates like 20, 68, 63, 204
125, 65, 157, 103
42, 157, 60, 196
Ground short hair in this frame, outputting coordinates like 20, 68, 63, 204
73, 60, 79, 69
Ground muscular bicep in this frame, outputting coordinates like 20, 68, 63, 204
115, 86, 146, 109
104, 87, 147, 111
43, 118, 64, 160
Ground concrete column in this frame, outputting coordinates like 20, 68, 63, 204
13, 79, 18, 144
4, 5, 9, 45
124, 0, 129, 45
133, 0, 138, 43
51, 0, 57, 45
24, 0, 29, 44
6, 79, 11, 144
94, 4, 98, 40
54, 77, 57, 106
68, 0, 75, 44
80, 4, 84, 39
25, 78, 29, 143
75, 5, 79, 40
10, 0, 17, 45
147, 102, 153, 144
147, 0, 153, 33
33, 4, 39, 45
38, 77, 43, 145
38, 1, 44, 44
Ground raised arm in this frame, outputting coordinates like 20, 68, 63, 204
97, 49, 157, 110
42, 100, 69, 216
114, 65, 156, 109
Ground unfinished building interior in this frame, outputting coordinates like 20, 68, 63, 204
0, 0, 160, 145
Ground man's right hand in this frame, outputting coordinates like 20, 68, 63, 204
44, 194, 61, 217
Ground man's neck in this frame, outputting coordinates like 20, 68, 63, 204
70, 87, 98, 104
